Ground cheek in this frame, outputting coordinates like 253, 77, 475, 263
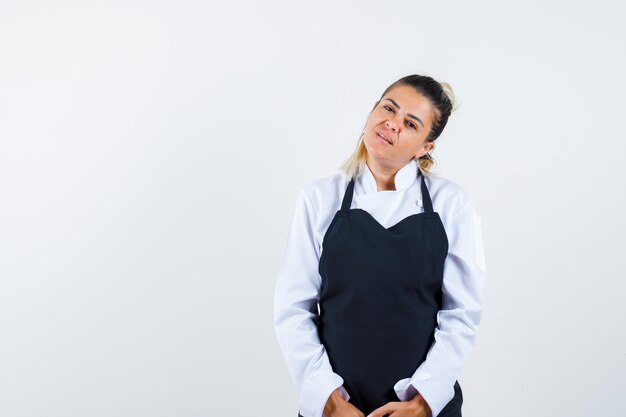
367, 115, 382, 126
401, 132, 421, 145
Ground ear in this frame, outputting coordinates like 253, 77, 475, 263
414, 141, 435, 159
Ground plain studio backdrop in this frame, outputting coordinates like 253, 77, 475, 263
1, 1, 625, 416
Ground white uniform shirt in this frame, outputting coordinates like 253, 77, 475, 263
273, 159, 486, 417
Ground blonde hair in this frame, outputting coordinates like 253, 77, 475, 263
339, 75, 457, 179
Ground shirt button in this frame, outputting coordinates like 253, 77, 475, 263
415, 199, 422, 207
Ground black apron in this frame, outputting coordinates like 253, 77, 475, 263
298, 168, 462, 417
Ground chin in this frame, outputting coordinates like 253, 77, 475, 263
364, 140, 390, 159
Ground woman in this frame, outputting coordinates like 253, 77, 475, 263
273, 74, 486, 417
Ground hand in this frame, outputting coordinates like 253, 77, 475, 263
324, 388, 365, 417
366, 393, 431, 417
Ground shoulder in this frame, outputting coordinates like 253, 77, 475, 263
300, 170, 350, 211
425, 172, 473, 215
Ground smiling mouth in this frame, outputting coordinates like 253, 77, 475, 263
376, 132, 392, 145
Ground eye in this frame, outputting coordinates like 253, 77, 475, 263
383, 105, 417, 130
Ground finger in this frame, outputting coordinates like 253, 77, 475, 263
366, 401, 402, 417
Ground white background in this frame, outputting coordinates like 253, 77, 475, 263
1, 1, 625, 416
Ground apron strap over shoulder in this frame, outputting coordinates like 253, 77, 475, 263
340, 177, 355, 213
419, 168, 434, 214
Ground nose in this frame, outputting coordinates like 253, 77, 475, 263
385, 117, 400, 132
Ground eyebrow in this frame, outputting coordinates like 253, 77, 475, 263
384, 98, 424, 127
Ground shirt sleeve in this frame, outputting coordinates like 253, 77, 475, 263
273, 189, 351, 417
393, 198, 487, 417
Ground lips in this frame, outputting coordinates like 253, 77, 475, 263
375, 130, 393, 145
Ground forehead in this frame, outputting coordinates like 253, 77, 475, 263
382, 85, 434, 123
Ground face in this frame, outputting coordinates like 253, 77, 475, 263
362, 84, 436, 168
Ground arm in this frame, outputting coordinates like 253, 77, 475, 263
273, 189, 350, 417
394, 199, 487, 417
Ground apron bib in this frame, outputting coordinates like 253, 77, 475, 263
304, 168, 462, 417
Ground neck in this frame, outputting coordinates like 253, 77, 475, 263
365, 156, 403, 191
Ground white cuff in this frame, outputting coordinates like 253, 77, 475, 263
298, 370, 345, 417
394, 372, 455, 417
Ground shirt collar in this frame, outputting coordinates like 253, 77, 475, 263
357, 159, 419, 194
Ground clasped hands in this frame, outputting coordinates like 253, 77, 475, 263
323, 387, 431, 417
